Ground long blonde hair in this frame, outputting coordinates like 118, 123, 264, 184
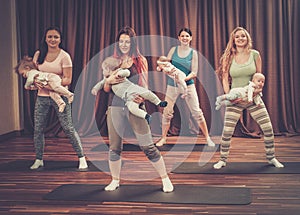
216, 27, 253, 82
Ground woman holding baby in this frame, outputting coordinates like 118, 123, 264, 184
156, 27, 215, 147
100, 26, 173, 193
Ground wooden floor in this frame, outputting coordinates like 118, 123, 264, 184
0, 135, 300, 215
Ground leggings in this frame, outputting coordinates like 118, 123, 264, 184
162, 84, 205, 125
106, 106, 161, 162
33, 96, 84, 160
219, 98, 275, 162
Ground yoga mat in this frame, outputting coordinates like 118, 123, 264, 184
43, 184, 251, 205
171, 162, 300, 174
91, 143, 219, 152
0, 160, 110, 172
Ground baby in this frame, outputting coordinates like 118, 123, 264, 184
15, 56, 74, 112
215, 73, 265, 110
91, 57, 167, 124
157, 56, 188, 98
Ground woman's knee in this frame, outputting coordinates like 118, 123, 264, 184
109, 149, 122, 161
63, 126, 76, 136
162, 108, 174, 124
191, 111, 205, 123
140, 144, 161, 162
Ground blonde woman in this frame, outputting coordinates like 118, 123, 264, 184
214, 27, 284, 169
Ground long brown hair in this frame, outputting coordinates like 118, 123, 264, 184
113, 26, 148, 86
216, 27, 253, 83
37, 26, 63, 64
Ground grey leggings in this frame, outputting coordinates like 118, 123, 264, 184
107, 106, 161, 162
33, 96, 84, 160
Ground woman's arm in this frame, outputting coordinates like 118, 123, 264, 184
61, 67, 72, 86
166, 47, 175, 59
138, 56, 149, 89
255, 52, 262, 73
184, 50, 198, 81
222, 72, 230, 94
32, 51, 40, 67
252, 53, 263, 97
103, 70, 125, 93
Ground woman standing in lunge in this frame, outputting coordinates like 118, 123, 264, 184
213, 27, 284, 169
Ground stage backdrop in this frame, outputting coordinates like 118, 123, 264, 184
15, 0, 300, 137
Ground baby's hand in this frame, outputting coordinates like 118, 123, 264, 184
91, 88, 98, 96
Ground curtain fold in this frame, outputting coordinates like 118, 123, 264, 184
15, 0, 300, 137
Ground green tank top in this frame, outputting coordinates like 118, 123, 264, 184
230, 49, 259, 88
167, 46, 194, 86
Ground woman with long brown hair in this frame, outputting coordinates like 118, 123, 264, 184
101, 26, 173, 192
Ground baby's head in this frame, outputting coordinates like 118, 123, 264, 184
102, 57, 122, 77
157, 56, 172, 71
15, 56, 37, 78
252, 73, 265, 89
158, 56, 171, 62
157, 56, 171, 65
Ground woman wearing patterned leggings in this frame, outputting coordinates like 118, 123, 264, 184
214, 27, 284, 169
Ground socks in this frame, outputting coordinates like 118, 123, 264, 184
78, 156, 88, 169
158, 101, 168, 107
268, 158, 284, 168
215, 104, 222, 110
206, 137, 215, 147
213, 158, 284, 169
30, 159, 44, 169
162, 177, 174, 193
213, 160, 226, 169
104, 179, 120, 191
58, 102, 66, 113
155, 137, 166, 147
105, 160, 122, 191
68, 93, 74, 104
145, 114, 152, 124
215, 96, 223, 110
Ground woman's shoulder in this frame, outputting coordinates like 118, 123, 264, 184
33, 50, 40, 64
59, 49, 72, 62
167, 46, 177, 58
250, 49, 260, 59
192, 49, 198, 56
59, 49, 71, 57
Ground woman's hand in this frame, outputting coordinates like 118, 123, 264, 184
253, 87, 262, 96
165, 67, 176, 76
132, 94, 145, 104
106, 70, 125, 85
33, 74, 44, 90
230, 98, 243, 104
33, 74, 52, 90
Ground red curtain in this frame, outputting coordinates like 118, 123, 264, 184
16, 0, 300, 137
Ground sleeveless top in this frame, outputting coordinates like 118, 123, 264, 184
167, 46, 194, 86
229, 49, 259, 88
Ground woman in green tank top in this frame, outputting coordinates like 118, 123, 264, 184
214, 27, 284, 169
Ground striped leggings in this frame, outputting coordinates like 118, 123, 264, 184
219, 99, 275, 162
